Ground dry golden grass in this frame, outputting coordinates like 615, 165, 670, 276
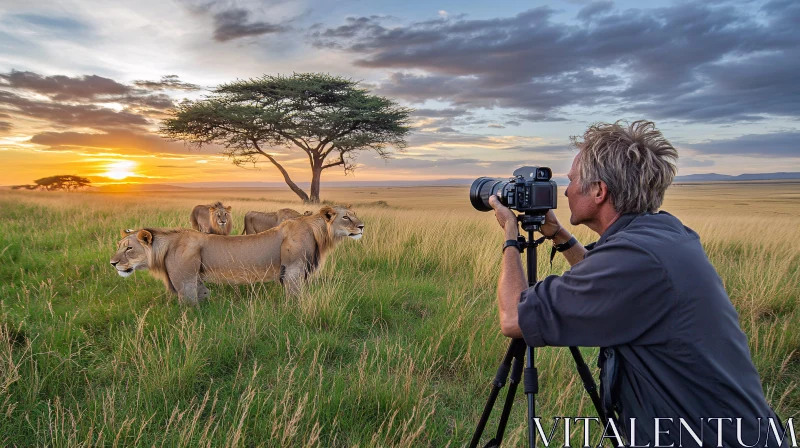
0, 181, 797, 446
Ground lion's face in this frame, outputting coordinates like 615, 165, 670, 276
211, 205, 231, 229
110, 230, 151, 277
322, 206, 364, 240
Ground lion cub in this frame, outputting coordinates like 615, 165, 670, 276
190, 201, 232, 235
110, 205, 364, 305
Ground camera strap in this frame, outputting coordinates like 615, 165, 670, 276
548, 236, 578, 264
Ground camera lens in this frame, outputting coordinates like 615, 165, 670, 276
470, 177, 507, 211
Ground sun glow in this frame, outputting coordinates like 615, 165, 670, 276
103, 160, 137, 180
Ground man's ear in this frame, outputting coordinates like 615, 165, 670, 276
225, 206, 231, 212
320, 206, 336, 222
594, 181, 610, 204
137, 229, 153, 246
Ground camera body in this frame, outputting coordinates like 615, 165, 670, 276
470, 166, 558, 214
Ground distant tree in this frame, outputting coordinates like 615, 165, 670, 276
13, 175, 91, 191
160, 73, 412, 203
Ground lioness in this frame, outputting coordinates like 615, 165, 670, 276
190, 202, 232, 235
110, 205, 364, 304
243, 208, 313, 235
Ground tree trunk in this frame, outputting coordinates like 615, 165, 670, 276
259, 149, 310, 202
309, 165, 322, 204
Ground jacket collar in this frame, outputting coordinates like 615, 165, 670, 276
596, 213, 641, 247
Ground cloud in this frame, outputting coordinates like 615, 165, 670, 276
387, 157, 481, 169
0, 70, 130, 101
685, 131, 800, 158
0, 121, 11, 133
28, 129, 198, 154
311, 2, 800, 122
0, 70, 206, 131
436, 127, 457, 133
10, 13, 92, 39
678, 157, 716, 168
116, 93, 175, 111
412, 108, 469, 118
0, 90, 150, 128
509, 113, 569, 123
212, 8, 286, 42
576, 1, 614, 21
309, 16, 393, 47
374, 72, 614, 119
133, 75, 202, 91
0, 70, 184, 113
487, 124, 505, 129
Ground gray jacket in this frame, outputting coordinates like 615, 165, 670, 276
518, 212, 784, 447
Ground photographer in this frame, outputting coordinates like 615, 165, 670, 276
489, 121, 784, 447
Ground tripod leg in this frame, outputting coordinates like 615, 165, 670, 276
469, 338, 526, 448
487, 341, 526, 447
569, 346, 608, 426
525, 346, 539, 448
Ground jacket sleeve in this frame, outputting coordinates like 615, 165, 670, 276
517, 237, 676, 347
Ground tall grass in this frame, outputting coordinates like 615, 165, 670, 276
0, 186, 797, 447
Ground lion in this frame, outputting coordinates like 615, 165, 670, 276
110, 205, 364, 305
190, 202, 232, 235
242, 208, 313, 235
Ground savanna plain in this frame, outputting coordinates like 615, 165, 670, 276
0, 182, 798, 447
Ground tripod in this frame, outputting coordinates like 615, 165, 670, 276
469, 212, 607, 448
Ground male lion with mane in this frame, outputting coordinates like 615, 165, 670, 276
190, 201, 232, 235
110, 205, 363, 305
243, 208, 313, 235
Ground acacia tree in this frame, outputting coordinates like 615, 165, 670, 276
12, 175, 91, 191
160, 73, 412, 203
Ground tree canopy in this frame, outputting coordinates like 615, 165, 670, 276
160, 73, 412, 203
12, 175, 91, 191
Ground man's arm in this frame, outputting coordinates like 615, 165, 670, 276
490, 202, 588, 338
496, 225, 587, 338
489, 195, 528, 338
517, 240, 674, 347
497, 224, 527, 338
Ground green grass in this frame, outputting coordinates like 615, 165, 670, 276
0, 190, 797, 447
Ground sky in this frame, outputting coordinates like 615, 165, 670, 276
0, 0, 798, 186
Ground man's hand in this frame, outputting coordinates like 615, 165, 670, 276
489, 193, 519, 239
540, 210, 564, 240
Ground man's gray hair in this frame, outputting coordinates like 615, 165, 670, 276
573, 120, 678, 214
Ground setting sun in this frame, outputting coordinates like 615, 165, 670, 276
103, 160, 137, 180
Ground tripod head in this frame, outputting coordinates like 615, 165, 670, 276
514, 212, 547, 257
517, 212, 546, 233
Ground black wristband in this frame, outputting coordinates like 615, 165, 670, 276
554, 236, 578, 252
543, 227, 563, 239
502, 239, 522, 253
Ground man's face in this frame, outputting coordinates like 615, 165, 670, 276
565, 155, 598, 226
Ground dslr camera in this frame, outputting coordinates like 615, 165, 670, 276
470, 166, 557, 214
